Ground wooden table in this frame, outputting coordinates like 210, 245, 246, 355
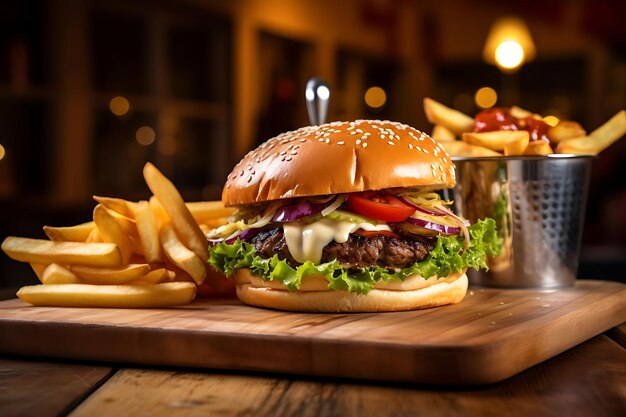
1, 291, 625, 417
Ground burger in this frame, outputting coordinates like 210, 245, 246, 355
208, 120, 500, 312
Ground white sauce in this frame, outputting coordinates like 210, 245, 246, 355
283, 218, 391, 264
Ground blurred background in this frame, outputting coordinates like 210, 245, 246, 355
1, 0, 625, 287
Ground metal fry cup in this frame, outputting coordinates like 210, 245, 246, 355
445, 154, 594, 288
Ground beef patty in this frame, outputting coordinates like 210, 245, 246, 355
250, 227, 434, 269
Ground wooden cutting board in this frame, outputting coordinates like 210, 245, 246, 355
0, 280, 624, 385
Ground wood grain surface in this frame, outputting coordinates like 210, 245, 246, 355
0, 357, 113, 417
0, 280, 624, 385
68, 335, 626, 417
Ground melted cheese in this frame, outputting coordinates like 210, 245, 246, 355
283, 218, 391, 264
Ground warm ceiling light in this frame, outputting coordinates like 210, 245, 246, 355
543, 115, 559, 127
365, 86, 386, 109
483, 16, 535, 73
495, 41, 524, 70
110, 96, 130, 116
0, 144, 5, 161
475, 87, 498, 109
136, 126, 156, 145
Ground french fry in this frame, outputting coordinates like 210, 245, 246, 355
129, 268, 171, 285
431, 124, 456, 142
186, 201, 236, 223
462, 130, 529, 152
30, 263, 47, 283
159, 223, 206, 285
509, 106, 542, 120
134, 200, 162, 263
143, 163, 208, 262
42, 264, 81, 285
93, 196, 137, 220
16, 282, 197, 308
524, 140, 553, 155
440, 141, 502, 157
556, 110, 626, 155
1, 237, 121, 267
70, 263, 151, 284
503, 132, 530, 156
149, 195, 170, 227
423, 98, 475, 134
43, 221, 95, 242
93, 204, 133, 264
548, 121, 586, 143
85, 228, 103, 243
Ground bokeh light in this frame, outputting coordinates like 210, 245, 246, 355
0, 144, 5, 161
474, 87, 498, 108
136, 126, 156, 145
109, 96, 130, 116
495, 40, 524, 70
364, 86, 387, 108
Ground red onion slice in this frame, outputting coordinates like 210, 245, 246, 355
272, 201, 329, 222
397, 195, 445, 216
404, 216, 461, 235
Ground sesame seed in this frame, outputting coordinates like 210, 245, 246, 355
356, 139, 362, 145
280, 151, 287, 156
285, 156, 292, 161
350, 131, 358, 135
318, 138, 324, 142
325, 138, 330, 143
300, 138, 306, 142
247, 176, 252, 183
409, 144, 413, 150
337, 141, 345, 145
387, 141, 395, 145
362, 143, 368, 148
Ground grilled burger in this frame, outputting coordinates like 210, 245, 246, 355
208, 120, 500, 312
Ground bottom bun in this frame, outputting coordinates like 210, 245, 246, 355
233, 269, 468, 313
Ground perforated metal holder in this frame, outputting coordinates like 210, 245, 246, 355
445, 154, 593, 288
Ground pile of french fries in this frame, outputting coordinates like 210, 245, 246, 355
1, 163, 235, 308
424, 97, 626, 157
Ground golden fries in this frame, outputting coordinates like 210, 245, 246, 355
186, 201, 235, 223
423, 97, 624, 158
134, 200, 163, 263
2, 237, 122, 267
462, 130, 530, 152
423, 98, 475, 134
548, 121, 586, 143
42, 264, 81, 285
93, 204, 134, 264
93, 196, 136, 220
44, 221, 95, 242
431, 124, 456, 142
440, 141, 501, 157
70, 263, 151, 284
16, 282, 197, 308
30, 263, 47, 282
159, 223, 206, 285
556, 110, 626, 155
524, 140, 553, 155
1, 161, 239, 308
143, 163, 208, 263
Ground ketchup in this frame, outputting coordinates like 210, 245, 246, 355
474, 108, 550, 141
474, 108, 518, 132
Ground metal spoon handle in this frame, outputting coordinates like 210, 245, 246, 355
305, 77, 330, 125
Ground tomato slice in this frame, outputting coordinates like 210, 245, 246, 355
346, 192, 415, 222
354, 230, 400, 239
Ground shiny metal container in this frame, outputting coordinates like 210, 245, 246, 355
445, 155, 593, 288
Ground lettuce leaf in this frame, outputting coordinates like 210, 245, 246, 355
209, 218, 501, 295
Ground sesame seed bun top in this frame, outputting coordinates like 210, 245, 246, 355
222, 120, 456, 206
